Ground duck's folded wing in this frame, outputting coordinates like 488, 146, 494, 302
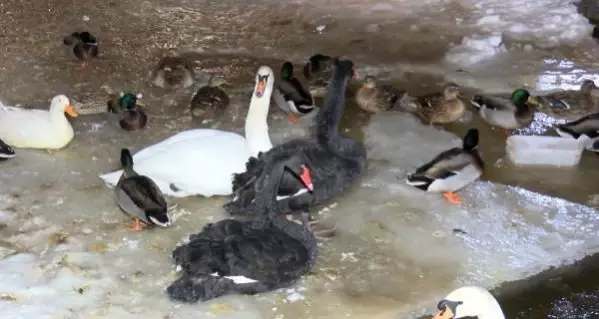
119, 176, 166, 211
558, 112, 599, 137
413, 148, 470, 180
381, 85, 405, 104
417, 93, 444, 109
474, 95, 513, 111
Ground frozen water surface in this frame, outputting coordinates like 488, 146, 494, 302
2, 0, 599, 318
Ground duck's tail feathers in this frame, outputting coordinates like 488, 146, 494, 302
589, 140, 599, 152
405, 174, 433, 191
99, 170, 123, 188
555, 125, 580, 139
470, 95, 484, 109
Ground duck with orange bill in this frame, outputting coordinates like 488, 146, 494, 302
406, 128, 484, 205
0, 95, 79, 153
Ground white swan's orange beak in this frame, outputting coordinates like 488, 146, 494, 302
299, 164, 314, 191
255, 77, 267, 98
64, 104, 78, 117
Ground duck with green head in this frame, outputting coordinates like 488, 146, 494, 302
355, 75, 405, 113
471, 88, 539, 136
406, 128, 484, 205
273, 61, 317, 123
63, 31, 99, 71
190, 75, 230, 119
115, 148, 171, 232
108, 92, 147, 131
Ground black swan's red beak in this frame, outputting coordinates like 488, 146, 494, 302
299, 164, 314, 191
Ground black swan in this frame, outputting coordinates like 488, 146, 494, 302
166, 154, 318, 303
223, 58, 366, 237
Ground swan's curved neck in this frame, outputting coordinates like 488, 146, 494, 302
316, 68, 366, 161
272, 215, 318, 266
316, 66, 351, 144
245, 86, 273, 157
251, 161, 318, 266
50, 105, 70, 124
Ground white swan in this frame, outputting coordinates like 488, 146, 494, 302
99, 66, 275, 197
433, 286, 504, 319
0, 95, 78, 151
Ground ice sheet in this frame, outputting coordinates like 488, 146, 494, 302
444, 1, 592, 66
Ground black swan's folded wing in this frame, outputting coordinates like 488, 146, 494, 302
168, 225, 310, 302
223, 229, 310, 285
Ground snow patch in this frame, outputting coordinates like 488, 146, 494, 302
444, 1, 592, 67
445, 34, 507, 67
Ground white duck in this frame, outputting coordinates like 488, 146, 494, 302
0, 95, 78, 151
99, 66, 275, 198
433, 286, 504, 319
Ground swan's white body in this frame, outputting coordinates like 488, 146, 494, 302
99, 66, 275, 198
433, 286, 505, 319
0, 95, 78, 149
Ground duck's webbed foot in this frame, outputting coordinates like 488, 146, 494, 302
288, 211, 337, 240
77, 61, 89, 71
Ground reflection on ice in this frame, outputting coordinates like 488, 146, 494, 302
360, 112, 599, 311
536, 58, 599, 92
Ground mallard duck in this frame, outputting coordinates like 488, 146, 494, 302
99, 66, 275, 198
401, 83, 466, 124
303, 54, 335, 97
63, 31, 99, 71
536, 79, 599, 119
152, 56, 194, 90
555, 112, 599, 142
0, 95, 78, 152
115, 148, 171, 231
273, 61, 317, 123
190, 75, 230, 119
0, 138, 15, 161
355, 75, 404, 113
406, 128, 484, 204
433, 286, 504, 319
108, 92, 147, 131
471, 88, 539, 135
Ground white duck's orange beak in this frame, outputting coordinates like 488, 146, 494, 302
64, 104, 78, 117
